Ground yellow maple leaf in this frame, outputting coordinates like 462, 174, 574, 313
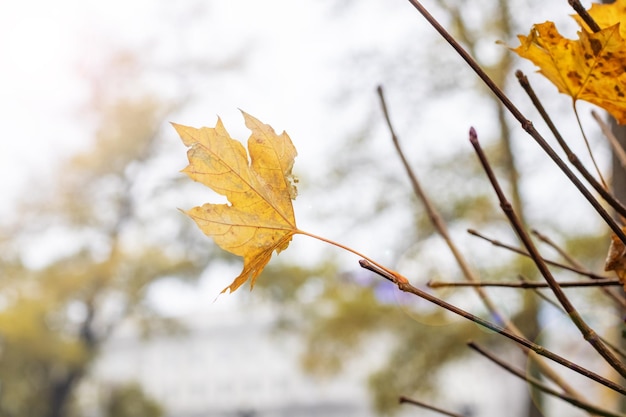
604, 227, 626, 291
573, 0, 626, 38
173, 111, 299, 293
513, 17, 626, 123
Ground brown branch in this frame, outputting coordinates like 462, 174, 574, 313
483, 225, 626, 309
468, 341, 626, 417
468, 228, 609, 280
531, 229, 587, 270
515, 71, 626, 219
399, 396, 466, 417
531, 227, 626, 308
377, 85, 503, 318
359, 258, 626, 395
517, 275, 626, 360
404, 0, 626, 246
470, 129, 626, 378
428, 278, 620, 289
518, 275, 562, 307
568, 0, 602, 33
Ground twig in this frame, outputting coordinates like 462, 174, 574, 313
359, 258, 626, 395
428, 278, 620, 289
531, 228, 587, 271
515, 71, 626, 219
592, 110, 626, 172
377, 85, 582, 397
470, 128, 626, 378
468, 341, 626, 417
568, 0, 602, 33
518, 275, 562, 309
574, 105, 609, 189
399, 396, 466, 417
377, 85, 504, 320
468, 228, 609, 280
516, 277, 626, 361
531, 227, 626, 308
404, 0, 626, 245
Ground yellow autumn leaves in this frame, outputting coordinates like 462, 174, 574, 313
172, 112, 300, 293
513, 0, 626, 123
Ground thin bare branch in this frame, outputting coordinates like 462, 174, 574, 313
377, 85, 503, 318
468, 228, 609, 280
568, 0, 602, 33
399, 396, 466, 417
468, 342, 626, 417
519, 275, 562, 308
531, 229, 587, 270
531, 227, 626, 308
517, 277, 626, 360
428, 278, 620, 289
377, 85, 583, 397
359, 258, 626, 395
470, 128, 626, 378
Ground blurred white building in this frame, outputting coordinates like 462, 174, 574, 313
83, 302, 380, 417
79, 298, 570, 417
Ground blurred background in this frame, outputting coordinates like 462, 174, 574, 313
0, 0, 622, 416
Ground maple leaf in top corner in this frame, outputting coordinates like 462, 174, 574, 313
512, 0, 626, 124
172, 111, 299, 293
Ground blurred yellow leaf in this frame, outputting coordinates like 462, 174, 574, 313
513, 10, 626, 123
173, 111, 299, 293
573, 0, 626, 37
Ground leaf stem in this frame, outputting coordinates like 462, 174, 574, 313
294, 229, 408, 284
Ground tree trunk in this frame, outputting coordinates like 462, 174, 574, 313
608, 116, 626, 413
49, 371, 81, 417
47, 300, 98, 417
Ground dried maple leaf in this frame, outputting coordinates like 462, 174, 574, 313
604, 227, 626, 291
173, 111, 299, 293
513, 14, 626, 123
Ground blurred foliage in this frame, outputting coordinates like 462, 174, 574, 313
0, 58, 210, 417
102, 383, 164, 417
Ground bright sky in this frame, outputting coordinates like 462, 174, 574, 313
0, 0, 417, 214
1, 4, 620, 415
0, 0, 434, 309
0, 0, 604, 309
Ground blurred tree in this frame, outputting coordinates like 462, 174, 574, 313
0, 2, 253, 417
0, 62, 211, 417
102, 383, 164, 417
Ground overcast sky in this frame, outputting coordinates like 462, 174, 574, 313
0, 0, 410, 212
0, 0, 606, 307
